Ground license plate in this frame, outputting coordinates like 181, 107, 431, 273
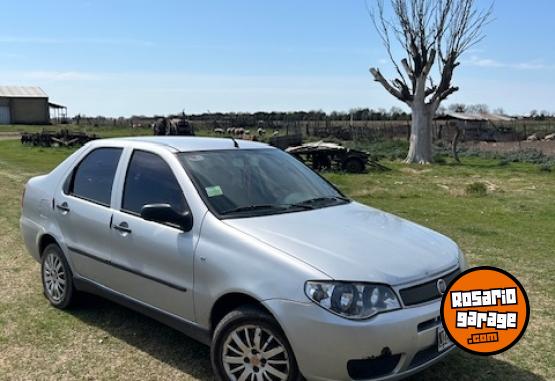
437, 325, 453, 352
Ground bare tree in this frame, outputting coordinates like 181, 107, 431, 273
369, 0, 493, 163
466, 103, 490, 114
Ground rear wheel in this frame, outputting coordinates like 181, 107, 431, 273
211, 306, 301, 381
41, 243, 76, 309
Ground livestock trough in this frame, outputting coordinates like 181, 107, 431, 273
286, 141, 389, 173
21, 129, 98, 147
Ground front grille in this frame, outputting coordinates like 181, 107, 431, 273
399, 268, 460, 306
347, 354, 401, 380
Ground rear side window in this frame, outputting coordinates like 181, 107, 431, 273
122, 151, 186, 215
68, 148, 122, 206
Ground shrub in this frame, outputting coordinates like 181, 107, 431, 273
465, 182, 488, 197
433, 154, 447, 164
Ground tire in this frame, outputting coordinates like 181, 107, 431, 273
343, 158, 365, 173
41, 243, 76, 309
211, 306, 302, 381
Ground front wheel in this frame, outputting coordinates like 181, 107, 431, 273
41, 243, 76, 309
211, 306, 301, 381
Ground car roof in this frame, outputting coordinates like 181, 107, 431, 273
97, 136, 272, 152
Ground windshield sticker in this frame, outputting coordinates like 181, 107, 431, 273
188, 155, 205, 162
205, 185, 223, 197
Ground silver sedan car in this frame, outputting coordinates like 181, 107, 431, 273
20, 137, 467, 381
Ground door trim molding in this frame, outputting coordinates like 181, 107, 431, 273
68, 246, 188, 292
73, 276, 210, 345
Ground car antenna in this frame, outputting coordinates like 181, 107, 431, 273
230, 136, 240, 148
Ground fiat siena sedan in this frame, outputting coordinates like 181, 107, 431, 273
20, 137, 467, 381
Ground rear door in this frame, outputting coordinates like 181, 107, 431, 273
108, 149, 195, 321
54, 147, 123, 285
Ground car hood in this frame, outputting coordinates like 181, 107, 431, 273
223, 202, 459, 285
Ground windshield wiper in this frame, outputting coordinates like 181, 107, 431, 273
295, 196, 350, 207
220, 203, 314, 215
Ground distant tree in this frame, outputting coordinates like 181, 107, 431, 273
539, 110, 550, 120
448, 103, 467, 113
389, 106, 404, 120
369, 0, 493, 163
466, 104, 489, 114
529, 110, 538, 118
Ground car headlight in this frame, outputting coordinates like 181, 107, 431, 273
305, 281, 401, 320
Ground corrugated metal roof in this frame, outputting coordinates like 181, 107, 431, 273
436, 112, 513, 122
0, 86, 48, 98
48, 102, 66, 109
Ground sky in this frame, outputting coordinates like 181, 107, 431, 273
0, 0, 553, 117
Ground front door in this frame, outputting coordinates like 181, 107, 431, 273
54, 147, 123, 285
108, 150, 195, 321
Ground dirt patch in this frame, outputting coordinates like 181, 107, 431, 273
0, 132, 21, 141
400, 167, 433, 175
464, 141, 555, 156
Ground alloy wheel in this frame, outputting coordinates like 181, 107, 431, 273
221, 324, 291, 381
43, 252, 66, 303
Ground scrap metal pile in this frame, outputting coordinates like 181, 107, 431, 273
286, 141, 389, 173
21, 129, 98, 147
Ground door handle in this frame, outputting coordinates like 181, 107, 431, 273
113, 223, 132, 234
56, 202, 70, 213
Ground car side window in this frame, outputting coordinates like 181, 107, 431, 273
66, 147, 123, 206
122, 150, 187, 215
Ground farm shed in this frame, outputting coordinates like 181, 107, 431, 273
0, 86, 54, 125
435, 112, 514, 142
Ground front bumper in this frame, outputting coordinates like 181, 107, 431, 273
264, 298, 455, 381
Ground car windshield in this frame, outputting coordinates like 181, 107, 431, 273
178, 148, 348, 218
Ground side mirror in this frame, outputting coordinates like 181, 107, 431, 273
141, 204, 193, 232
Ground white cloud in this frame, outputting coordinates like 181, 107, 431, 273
0, 52, 23, 59
0, 69, 552, 116
465, 56, 554, 70
0, 70, 102, 82
25, 71, 102, 81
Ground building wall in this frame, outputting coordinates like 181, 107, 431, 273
0, 97, 50, 124
0, 99, 10, 124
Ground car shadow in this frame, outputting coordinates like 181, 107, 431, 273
69, 293, 214, 380
408, 350, 545, 381
70, 294, 544, 381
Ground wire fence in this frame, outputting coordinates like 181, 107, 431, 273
263, 119, 555, 143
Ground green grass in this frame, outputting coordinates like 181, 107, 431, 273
0, 138, 553, 380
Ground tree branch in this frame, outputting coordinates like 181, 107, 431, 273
370, 68, 412, 104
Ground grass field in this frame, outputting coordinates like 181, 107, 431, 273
0, 137, 553, 380
0, 124, 154, 139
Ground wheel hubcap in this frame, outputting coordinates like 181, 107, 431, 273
222, 324, 290, 381
43, 253, 66, 302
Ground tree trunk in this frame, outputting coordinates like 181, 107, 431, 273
406, 100, 434, 164
452, 124, 461, 163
